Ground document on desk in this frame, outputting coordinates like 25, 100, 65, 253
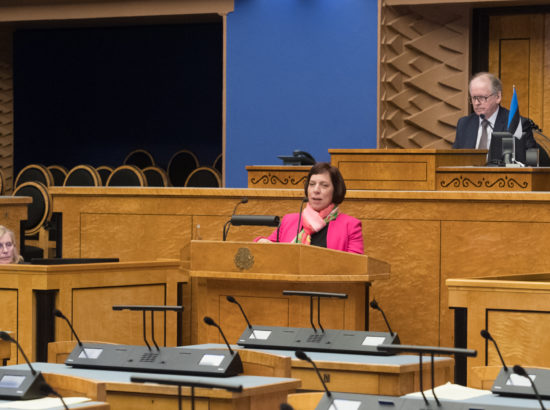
405, 382, 490, 400
0, 397, 90, 409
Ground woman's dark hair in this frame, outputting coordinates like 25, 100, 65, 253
304, 162, 346, 205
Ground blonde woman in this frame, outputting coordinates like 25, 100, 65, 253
0, 225, 23, 264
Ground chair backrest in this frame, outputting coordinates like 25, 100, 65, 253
143, 166, 169, 187
15, 164, 54, 188
286, 392, 324, 410
167, 149, 199, 187
96, 166, 113, 186
238, 349, 291, 377
106, 165, 147, 187
47, 165, 69, 186
124, 149, 155, 169
184, 166, 221, 187
213, 153, 223, 175
42, 373, 107, 402
13, 181, 52, 235
64, 165, 102, 187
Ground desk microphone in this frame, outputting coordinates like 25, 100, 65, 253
295, 198, 308, 243
513, 365, 546, 410
479, 114, 494, 129
226, 296, 254, 331
203, 316, 235, 355
480, 329, 508, 371
53, 309, 88, 358
232, 197, 248, 215
369, 299, 396, 338
295, 350, 332, 399
0, 331, 37, 375
41, 383, 69, 410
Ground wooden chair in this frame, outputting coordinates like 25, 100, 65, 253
124, 149, 155, 169
469, 366, 501, 389
238, 349, 291, 377
213, 153, 222, 175
286, 392, 324, 410
43, 373, 107, 402
106, 165, 147, 187
96, 166, 113, 186
143, 166, 170, 187
14, 164, 54, 188
0, 338, 10, 366
48, 340, 82, 364
47, 165, 69, 186
184, 166, 221, 187
64, 165, 102, 186
167, 149, 199, 187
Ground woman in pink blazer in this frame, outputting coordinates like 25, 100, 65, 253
256, 162, 364, 254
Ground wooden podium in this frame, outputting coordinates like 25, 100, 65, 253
187, 241, 390, 345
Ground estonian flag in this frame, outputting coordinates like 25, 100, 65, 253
507, 86, 523, 139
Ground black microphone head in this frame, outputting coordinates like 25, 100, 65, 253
53, 309, 65, 319
513, 364, 527, 376
241, 197, 248, 204
480, 329, 491, 340
369, 299, 379, 310
303, 198, 309, 202
0, 331, 12, 342
480, 114, 486, 120
226, 295, 237, 304
203, 316, 216, 326
295, 350, 310, 362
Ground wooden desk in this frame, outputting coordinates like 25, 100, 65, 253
329, 149, 487, 190
447, 273, 550, 385
246, 165, 311, 188
0, 195, 31, 242
437, 166, 550, 191
9, 362, 301, 410
189, 240, 389, 345
0, 260, 185, 364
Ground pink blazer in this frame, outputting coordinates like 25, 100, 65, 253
256, 212, 364, 254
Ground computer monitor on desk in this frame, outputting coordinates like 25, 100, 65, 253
488, 132, 526, 166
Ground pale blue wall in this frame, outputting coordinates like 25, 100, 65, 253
226, 0, 379, 187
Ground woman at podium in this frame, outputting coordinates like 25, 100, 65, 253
256, 162, 364, 254
0, 225, 23, 264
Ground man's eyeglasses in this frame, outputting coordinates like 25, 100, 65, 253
470, 93, 495, 104
0, 242, 13, 251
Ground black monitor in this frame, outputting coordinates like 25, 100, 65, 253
487, 131, 526, 166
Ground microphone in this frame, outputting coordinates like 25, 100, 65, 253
295, 198, 308, 243
528, 118, 543, 132
369, 299, 395, 337
0, 331, 37, 375
41, 383, 69, 410
232, 197, 248, 215
295, 350, 332, 399
226, 296, 254, 331
54, 309, 89, 358
479, 114, 494, 129
513, 365, 546, 410
480, 329, 508, 371
203, 316, 235, 355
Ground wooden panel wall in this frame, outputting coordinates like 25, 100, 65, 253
379, 2, 470, 149
0, 28, 13, 193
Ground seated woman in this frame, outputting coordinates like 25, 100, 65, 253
0, 225, 23, 264
256, 162, 364, 254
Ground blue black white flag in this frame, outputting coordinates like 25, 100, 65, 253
507, 86, 522, 139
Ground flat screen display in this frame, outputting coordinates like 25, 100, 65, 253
199, 354, 225, 367
0, 375, 25, 389
78, 348, 103, 359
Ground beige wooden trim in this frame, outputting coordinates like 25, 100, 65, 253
222, 13, 227, 187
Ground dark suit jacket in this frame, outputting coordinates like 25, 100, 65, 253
453, 106, 536, 149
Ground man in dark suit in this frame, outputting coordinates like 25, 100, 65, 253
453, 72, 536, 150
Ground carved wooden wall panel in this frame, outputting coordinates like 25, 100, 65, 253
379, 3, 470, 149
0, 29, 12, 193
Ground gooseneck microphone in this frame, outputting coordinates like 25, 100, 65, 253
41, 384, 69, 410
295, 350, 332, 399
479, 114, 494, 129
295, 198, 308, 243
53, 309, 84, 349
369, 299, 395, 337
513, 365, 546, 410
203, 316, 234, 355
226, 296, 254, 331
232, 197, 248, 215
480, 329, 508, 371
0, 331, 37, 375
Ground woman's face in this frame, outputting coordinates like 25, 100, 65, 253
307, 172, 334, 211
0, 233, 15, 264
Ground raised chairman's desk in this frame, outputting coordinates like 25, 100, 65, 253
0, 260, 184, 364
8, 362, 301, 410
448, 273, 550, 385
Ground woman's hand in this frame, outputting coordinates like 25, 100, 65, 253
256, 238, 272, 244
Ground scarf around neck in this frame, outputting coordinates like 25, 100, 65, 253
296, 203, 339, 245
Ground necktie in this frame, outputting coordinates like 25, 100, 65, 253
479, 119, 489, 149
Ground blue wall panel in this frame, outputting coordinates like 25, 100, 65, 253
226, 0, 379, 187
